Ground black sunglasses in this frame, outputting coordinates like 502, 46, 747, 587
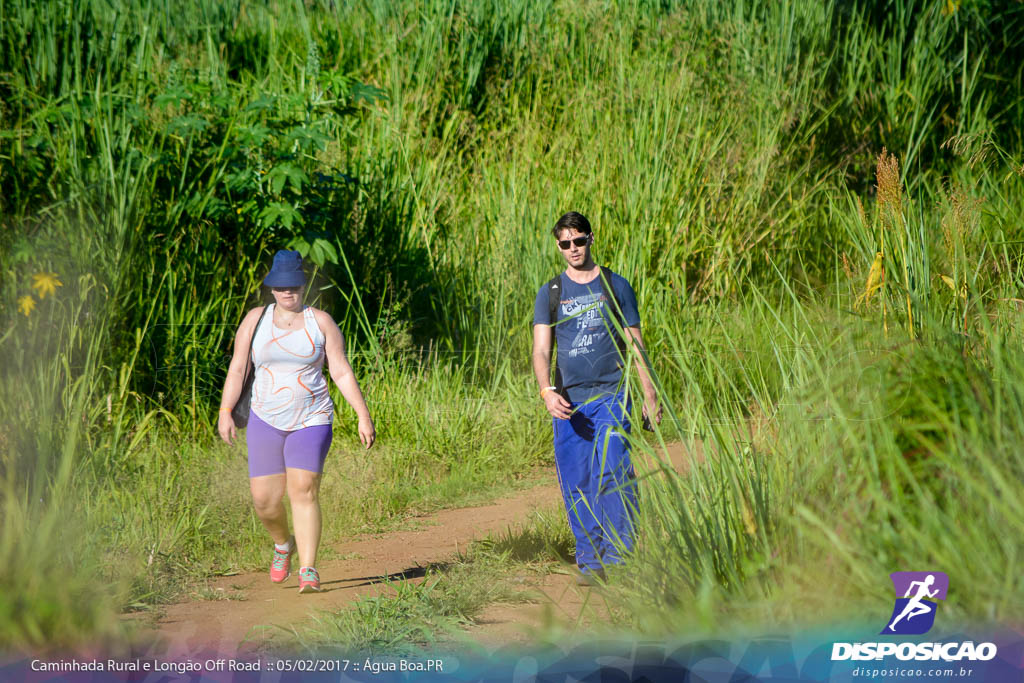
557, 235, 591, 250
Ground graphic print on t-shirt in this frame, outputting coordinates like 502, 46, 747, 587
533, 270, 640, 403
562, 292, 610, 359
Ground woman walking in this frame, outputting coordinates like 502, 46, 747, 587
218, 250, 375, 593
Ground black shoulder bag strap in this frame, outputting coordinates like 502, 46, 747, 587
598, 266, 627, 360
546, 274, 564, 396
231, 304, 270, 428
247, 304, 271, 373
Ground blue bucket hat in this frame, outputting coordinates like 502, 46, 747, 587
263, 250, 307, 287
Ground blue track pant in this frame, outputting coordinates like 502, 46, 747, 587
553, 392, 637, 573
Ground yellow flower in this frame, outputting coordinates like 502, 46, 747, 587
31, 272, 62, 299
17, 295, 36, 316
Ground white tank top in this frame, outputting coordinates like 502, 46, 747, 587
250, 304, 333, 430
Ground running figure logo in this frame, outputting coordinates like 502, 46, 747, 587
882, 571, 949, 635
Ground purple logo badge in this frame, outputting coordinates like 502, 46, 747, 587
882, 572, 949, 635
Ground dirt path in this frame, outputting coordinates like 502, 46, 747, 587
461, 441, 698, 648
131, 442, 695, 658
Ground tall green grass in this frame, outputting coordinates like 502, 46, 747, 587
1, 0, 1022, 648
618, 142, 1024, 633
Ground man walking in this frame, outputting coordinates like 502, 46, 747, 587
532, 211, 661, 585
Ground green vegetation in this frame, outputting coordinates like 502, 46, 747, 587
2, 0, 1022, 649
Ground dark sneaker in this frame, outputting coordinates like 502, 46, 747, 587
576, 569, 606, 586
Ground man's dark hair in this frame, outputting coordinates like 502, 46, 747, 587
552, 211, 592, 238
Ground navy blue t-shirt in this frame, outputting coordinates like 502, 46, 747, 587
533, 270, 641, 403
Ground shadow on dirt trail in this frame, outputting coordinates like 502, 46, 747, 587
127, 442, 695, 658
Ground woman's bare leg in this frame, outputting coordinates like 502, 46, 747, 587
286, 467, 322, 568
250, 473, 290, 544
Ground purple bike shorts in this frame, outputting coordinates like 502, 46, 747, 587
246, 412, 333, 478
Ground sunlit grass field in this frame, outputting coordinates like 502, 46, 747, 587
1, 0, 1022, 649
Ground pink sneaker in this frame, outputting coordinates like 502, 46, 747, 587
269, 537, 295, 583
298, 566, 321, 593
